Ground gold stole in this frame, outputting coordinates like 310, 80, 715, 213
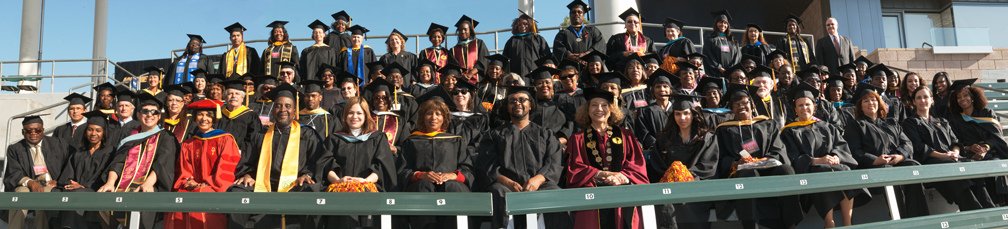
226, 44, 248, 77
783, 119, 817, 129
254, 121, 301, 192
300, 108, 331, 138
223, 105, 250, 120
264, 42, 294, 77
716, 115, 770, 128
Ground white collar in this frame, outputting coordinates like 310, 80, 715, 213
351, 128, 362, 136
71, 118, 86, 127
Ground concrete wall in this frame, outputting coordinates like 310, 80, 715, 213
869, 48, 1008, 81
0, 93, 72, 149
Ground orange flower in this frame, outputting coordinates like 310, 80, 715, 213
659, 161, 695, 183
326, 181, 378, 193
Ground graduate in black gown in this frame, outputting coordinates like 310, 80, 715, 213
528, 66, 574, 142
790, 67, 845, 127
747, 66, 788, 126
652, 93, 720, 229
381, 63, 421, 126
445, 80, 489, 151
504, 13, 552, 76
714, 84, 802, 229
578, 50, 608, 88
697, 77, 732, 127
167, 34, 213, 85
318, 65, 346, 112
606, 8, 654, 71
317, 97, 398, 228
141, 66, 168, 103
450, 15, 490, 85
218, 79, 263, 163
4, 115, 72, 228
842, 83, 930, 218
556, 60, 587, 122
399, 99, 474, 229
363, 78, 414, 155
944, 78, 1008, 204
408, 59, 441, 98
479, 86, 568, 229
740, 24, 774, 66
229, 83, 322, 229
262, 21, 300, 79
53, 93, 92, 149
702, 10, 741, 78
55, 110, 115, 228
300, 80, 340, 139
93, 82, 117, 116
657, 18, 697, 70
867, 64, 907, 122
554, 0, 605, 66
774, 15, 815, 71
634, 69, 677, 152
620, 53, 653, 112
300, 20, 339, 82
902, 86, 996, 211
380, 29, 419, 86
338, 25, 378, 85
107, 87, 141, 146
162, 84, 195, 143
781, 83, 867, 227
220, 22, 262, 79
476, 55, 509, 113
326, 11, 353, 53
96, 94, 179, 229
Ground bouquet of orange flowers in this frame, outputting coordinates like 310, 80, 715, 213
326, 181, 378, 193
659, 161, 695, 183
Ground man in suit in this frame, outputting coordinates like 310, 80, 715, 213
815, 17, 856, 75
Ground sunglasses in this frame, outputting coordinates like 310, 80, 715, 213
139, 109, 162, 115
22, 128, 43, 134
508, 98, 530, 104
559, 74, 577, 79
451, 89, 470, 95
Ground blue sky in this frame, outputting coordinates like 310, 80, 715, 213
0, 0, 571, 91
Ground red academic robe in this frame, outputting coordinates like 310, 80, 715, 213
165, 129, 241, 229
565, 128, 649, 229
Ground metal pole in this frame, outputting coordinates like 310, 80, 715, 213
885, 185, 902, 220
18, 0, 43, 93
91, 0, 108, 86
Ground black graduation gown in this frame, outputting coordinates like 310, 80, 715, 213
166, 53, 213, 85
884, 94, 908, 123
217, 46, 262, 77
325, 32, 352, 53
773, 36, 815, 70
217, 107, 263, 176
52, 121, 86, 149
658, 38, 697, 60
321, 88, 344, 113
634, 102, 670, 152
781, 121, 869, 216
843, 117, 930, 217
449, 111, 489, 150
552, 24, 605, 64
740, 43, 774, 66
713, 119, 802, 228
299, 111, 340, 140
476, 81, 507, 111
407, 83, 437, 99
652, 129, 719, 227
902, 115, 996, 210
107, 120, 140, 147
622, 86, 653, 111
318, 132, 397, 191
504, 34, 553, 76
108, 131, 178, 193
299, 44, 339, 81
380, 51, 419, 85
337, 47, 377, 84
752, 95, 788, 126
398, 132, 473, 190
531, 99, 573, 139
947, 109, 1008, 159
3, 137, 72, 191
556, 89, 586, 122
701, 35, 740, 78
449, 39, 490, 75
56, 144, 113, 191
479, 123, 564, 227
605, 33, 655, 70
261, 43, 300, 78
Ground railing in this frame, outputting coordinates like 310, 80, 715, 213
170, 21, 814, 60
843, 206, 1008, 229
505, 160, 1008, 229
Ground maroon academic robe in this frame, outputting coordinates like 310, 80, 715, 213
565, 128, 649, 229
165, 129, 241, 229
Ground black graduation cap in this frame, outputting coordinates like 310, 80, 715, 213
766, 49, 787, 61
698, 76, 726, 93
137, 93, 165, 109
336, 71, 360, 85
671, 93, 704, 110
143, 66, 164, 75
664, 17, 685, 30
725, 64, 747, 75
225, 22, 247, 33
180, 82, 197, 95
426, 23, 449, 36
487, 54, 509, 67
597, 72, 626, 86
786, 14, 803, 25
724, 83, 756, 104
866, 64, 894, 79
187, 34, 206, 44
416, 59, 439, 73
837, 63, 857, 73
93, 82, 115, 93
583, 87, 616, 104
746, 24, 763, 32
506, 85, 536, 96
854, 56, 874, 66
115, 86, 136, 104
824, 75, 845, 88
747, 65, 773, 79
348, 25, 369, 36
64, 93, 92, 106
331, 10, 351, 22
21, 115, 45, 125
317, 64, 338, 78
527, 66, 559, 82
711, 9, 733, 22
278, 61, 296, 69
255, 77, 279, 88
308, 19, 330, 31
300, 80, 326, 94
266, 20, 289, 28
789, 82, 820, 102
580, 49, 607, 63
381, 62, 410, 76
675, 61, 698, 72
207, 74, 226, 85
164, 84, 190, 97
642, 53, 661, 65
618, 8, 641, 21
455, 15, 480, 28
566, 0, 590, 11
266, 83, 301, 101
686, 52, 705, 61
740, 54, 760, 66
439, 63, 464, 77
222, 79, 246, 91
535, 56, 556, 67
386, 29, 408, 43
83, 110, 108, 127
646, 69, 674, 87
454, 78, 477, 91
949, 78, 978, 93
190, 68, 208, 79
796, 66, 824, 81
364, 78, 397, 97
366, 62, 386, 74
622, 52, 645, 67
558, 60, 580, 71
851, 82, 883, 103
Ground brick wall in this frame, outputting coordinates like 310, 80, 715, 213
868, 48, 1008, 82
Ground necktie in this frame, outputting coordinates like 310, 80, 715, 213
833, 35, 841, 54
30, 145, 51, 182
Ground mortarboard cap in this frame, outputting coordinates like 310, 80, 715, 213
455, 15, 480, 28
386, 29, 408, 44
711, 9, 733, 22
583, 87, 616, 104
786, 14, 803, 25
83, 110, 107, 127
851, 82, 884, 103
671, 93, 704, 110
308, 19, 330, 31
222, 79, 246, 91
331, 10, 351, 22
64, 93, 92, 106
535, 56, 556, 67
618, 8, 641, 21
746, 23, 763, 32
866, 64, 894, 78
580, 49, 607, 63
698, 76, 727, 93
266, 20, 289, 28
93, 82, 115, 93
675, 61, 698, 72
225, 22, 247, 33
348, 25, 369, 37
506, 85, 535, 97
789, 82, 820, 102
664, 17, 685, 30
266, 83, 300, 101
381, 62, 410, 76
164, 84, 190, 97
336, 71, 360, 85
949, 78, 978, 93
646, 69, 674, 87
825, 76, 845, 88
426, 23, 449, 36
300, 80, 326, 94
185, 99, 223, 118
487, 54, 509, 67
566, 0, 591, 11
115, 86, 136, 104
527, 66, 559, 82
21, 115, 45, 126
598, 72, 626, 86
137, 93, 165, 109
186, 34, 206, 44
190, 68, 208, 79
854, 56, 874, 66
747, 65, 773, 79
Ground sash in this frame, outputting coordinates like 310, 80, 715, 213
225, 44, 248, 77
624, 32, 647, 55
114, 127, 163, 192
783, 119, 818, 129
254, 121, 301, 192
963, 114, 1002, 127
174, 53, 200, 84
423, 47, 449, 84
451, 40, 480, 70
165, 115, 191, 142
223, 105, 250, 120
345, 46, 368, 84
264, 42, 294, 77
376, 111, 400, 147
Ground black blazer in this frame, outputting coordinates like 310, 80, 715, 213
815, 34, 856, 74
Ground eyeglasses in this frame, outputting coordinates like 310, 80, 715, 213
508, 98, 530, 104
559, 74, 577, 79
139, 109, 162, 116
451, 89, 470, 95
22, 128, 43, 134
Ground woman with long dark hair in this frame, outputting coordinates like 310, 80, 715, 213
652, 94, 719, 229
931, 71, 951, 116
702, 10, 740, 78
740, 24, 773, 66
945, 78, 1008, 205
55, 111, 115, 228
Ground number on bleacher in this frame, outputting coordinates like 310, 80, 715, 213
861, 174, 869, 180
316, 198, 326, 205
11, 197, 17, 202
940, 221, 949, 228
799, 179, 807, 186
735, 184, 744, 190
584, 193, 595, 200
912, 170, 919, 176
115, 197, 123, 203
175, 197, 183, 203
436, 199, 446, 206
386, 199, 396, 205
241, 198, 250, 204
61, 197, 69, 203
662, 188, 671, 195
